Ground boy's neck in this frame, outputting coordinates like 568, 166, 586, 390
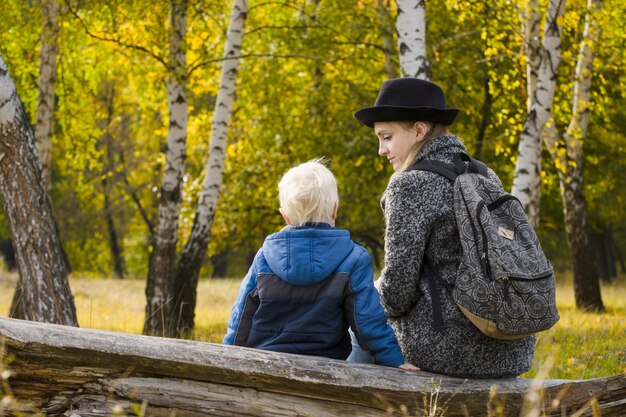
287, 221, 335, 229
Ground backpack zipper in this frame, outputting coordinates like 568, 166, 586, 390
497, 271, 554, 281
476, 200, 493, 280
487, 194, 520, 211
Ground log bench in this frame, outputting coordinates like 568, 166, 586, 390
0, 317, 624, 416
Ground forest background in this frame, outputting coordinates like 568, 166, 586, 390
0, 0, 624, 337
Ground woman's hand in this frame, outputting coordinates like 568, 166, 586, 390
397, 362, 420, 371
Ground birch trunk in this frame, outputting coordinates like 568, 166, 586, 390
377, 0, 399, 79
520, 0, 542, 112
0, 51, 77, 326
543, 0, 604, 312
395, 0, 430, 80
34, 0, 60, 189
144, 0, 188, 337
172, 0, 247, 337
511, 0, 565, 228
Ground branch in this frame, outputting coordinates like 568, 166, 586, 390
63, 0, 168, 68
245, 24, 325, 36
187, 53, 354, 77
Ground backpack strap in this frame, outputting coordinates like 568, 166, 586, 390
424, 259, 444, 331
407, 160, 459, 182
407, 153, 489, 182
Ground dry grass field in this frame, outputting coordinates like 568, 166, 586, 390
0, 271, 624, 380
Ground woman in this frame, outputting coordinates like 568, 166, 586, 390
353, 78, 535, 378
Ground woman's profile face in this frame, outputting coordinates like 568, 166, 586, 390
374, 121, 418, 171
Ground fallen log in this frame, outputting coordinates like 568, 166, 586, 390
0, 317, 623, 416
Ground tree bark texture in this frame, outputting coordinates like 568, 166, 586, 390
0, 51, 77, 326
34, 0, 61, 189
172, 0, 247, 337
512, 0, 565, 228
395, 0, 430, 79
377, 0, 399, 79
144, 0, 188, 337
544, 0, 604, 312
0, 317, 624, 417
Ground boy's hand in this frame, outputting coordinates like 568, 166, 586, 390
398, 362, 420, 371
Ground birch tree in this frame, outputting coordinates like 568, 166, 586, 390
544, 0, 604, 311
511, 0, 565, 227
0, 50, 78, 326
144, 0, 188, 336
172, 0, 248, 337
34, 0, 61, 188
520, 0, 541, 113
395, 0, 430, 79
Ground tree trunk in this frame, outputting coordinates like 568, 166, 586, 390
0, 51, 77, 326
97, 81, 125, 279
144, 0, 188, 337
544, 0, 604, 312
475, 71, 492, 160
511, 0, 565, 228
1, 317, 625, 417
520, 0, 541, 113
172, 0, 247, 337
103, 181, 125, 279
561, 0, 604, 311
34, 0, 61, 189
561, 170, 603, 310
377, 0, 399, 79
395, 0, 430, 80
591, 227, 616, 282
307, 0, 325, 125
118, 113, 155, 238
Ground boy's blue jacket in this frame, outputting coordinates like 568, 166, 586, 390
223, 223, 404, 367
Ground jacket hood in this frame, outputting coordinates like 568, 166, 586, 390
262, 223, 355, 285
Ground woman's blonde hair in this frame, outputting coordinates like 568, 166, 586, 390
278, 158, 339, 225
397, 122, 450, 173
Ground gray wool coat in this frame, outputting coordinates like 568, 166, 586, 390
377, 134, 536, 378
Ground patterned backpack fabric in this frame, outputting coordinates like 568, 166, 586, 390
408, 154, 560, 340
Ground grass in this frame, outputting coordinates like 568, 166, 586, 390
0, 271, 624, 380
522, 272, 626, 380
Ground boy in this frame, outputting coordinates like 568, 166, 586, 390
223, 159, 418, 370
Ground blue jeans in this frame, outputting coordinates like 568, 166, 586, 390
346, 329, 374, 364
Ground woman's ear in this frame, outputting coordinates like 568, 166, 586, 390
413, 121, 431, 143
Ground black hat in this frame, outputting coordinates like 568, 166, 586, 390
354, 78, 459, 127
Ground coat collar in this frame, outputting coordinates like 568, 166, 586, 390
412, 134, 467, 164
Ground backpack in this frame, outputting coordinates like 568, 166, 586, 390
408, 153, 560, 340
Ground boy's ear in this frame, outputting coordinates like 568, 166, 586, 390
279, 208, 292, 225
